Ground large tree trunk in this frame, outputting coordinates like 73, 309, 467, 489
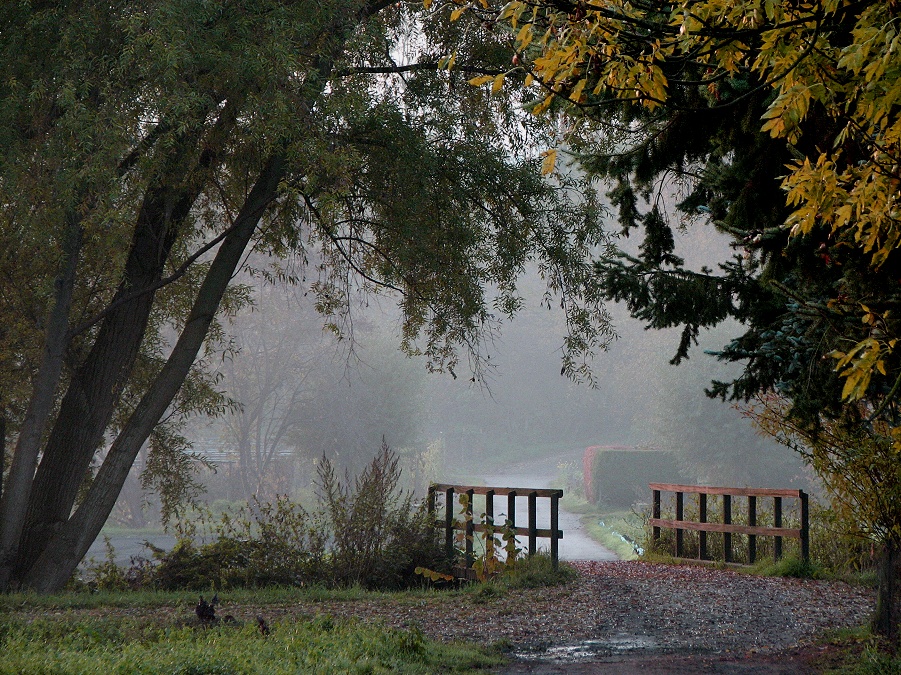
0, 222, 82, 589
11, 182, 192, 585
8, 95, 241, 587
872, 539, 900, 637
5, 5, 364, 591
22, 155, 286, 592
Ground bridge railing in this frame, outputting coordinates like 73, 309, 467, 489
427, 483, 564, 571
649, 483, 809, 564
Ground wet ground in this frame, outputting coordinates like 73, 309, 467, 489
498, 647, 824, 674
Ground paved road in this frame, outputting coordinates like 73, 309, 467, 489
482, 451, 617, 562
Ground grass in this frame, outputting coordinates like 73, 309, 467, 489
802, 627, 901, 674
0, 584, 509, 674
0, 584, 455, 614
829, 644, 901, 674
559, 494, 644, 560
0, 556, 579, 674
750, 556, 825, 579
0, 613, 501, 674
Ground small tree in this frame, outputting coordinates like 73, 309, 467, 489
751, 393, 901, 636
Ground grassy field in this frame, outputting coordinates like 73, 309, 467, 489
0, 556, 894, 674
0, 588, 502, 675
0, 557, 577, 675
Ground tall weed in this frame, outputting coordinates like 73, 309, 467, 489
87, 443, 447, 591
316, 441, 448, 589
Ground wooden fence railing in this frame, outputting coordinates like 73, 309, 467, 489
428, 483, 564, 570
649, 483, 809, 564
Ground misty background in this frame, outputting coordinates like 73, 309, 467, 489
110, 215, 808, 528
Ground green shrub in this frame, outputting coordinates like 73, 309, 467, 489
150, 495, 328, 590
315, 442, 450, 589
499, 553, 577, 589
756, 556, 824, 579
589, 447, 684, 508
807, 501, 876, 578
78, 537, 156, 592
93, 443, 448, 592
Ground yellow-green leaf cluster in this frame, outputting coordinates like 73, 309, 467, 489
475, 0, 901, 409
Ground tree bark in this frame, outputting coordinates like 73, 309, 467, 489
10, 4, 362, 591
872, 539, 900, 638
0, 416, 5, 504
0, 222, 82, 590
10, 94, 240, 584
23, 154, 286, 592
12, 182, 192, 584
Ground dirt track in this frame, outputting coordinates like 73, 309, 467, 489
492, 561, 871, 674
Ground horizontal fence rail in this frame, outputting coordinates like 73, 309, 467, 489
428, 483, 564, 572
649, 483, 809, 565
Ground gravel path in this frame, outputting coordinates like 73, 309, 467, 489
290, 561, 872, 654
192, 561, 871, 666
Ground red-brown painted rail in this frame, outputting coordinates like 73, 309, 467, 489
428, 483, 564, 570
650, 483, 809, 565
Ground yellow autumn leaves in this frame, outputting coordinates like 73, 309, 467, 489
440, 0, 901, 408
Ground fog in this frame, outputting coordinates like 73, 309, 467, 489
111, 222, 807, 528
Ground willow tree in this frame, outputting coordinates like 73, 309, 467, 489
0, 0, 613, 593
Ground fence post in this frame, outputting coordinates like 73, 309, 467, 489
550, 492, 560, 570
723, 494, 733, 563
699, 492, 708, 561
800, 490, 809, 563
774, 496, 783, 561
748, 495, 757, 564
528, 491, 538, 556
675, 491, 684, 558
444, 487, 455, 560
427, 485, 436, 516
653, 488, 661, 548
465, 488, 475, 567
485, 490, 495, 561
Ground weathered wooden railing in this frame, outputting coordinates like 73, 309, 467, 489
428, 483, 564, 570
650, 483, 809, 564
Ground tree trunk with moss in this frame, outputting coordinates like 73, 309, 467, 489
873, 540, 900, 637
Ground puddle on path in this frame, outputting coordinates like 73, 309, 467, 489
515, 634, 661, 662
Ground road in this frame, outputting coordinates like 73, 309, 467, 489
482, 450, 617, 562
